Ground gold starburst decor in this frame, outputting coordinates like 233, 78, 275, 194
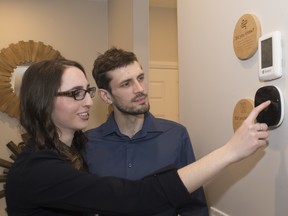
0, 40, 63, 118
0, 138, 25, 199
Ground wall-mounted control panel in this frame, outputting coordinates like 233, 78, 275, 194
258, 31, 282, 81
254, 85, 284, 128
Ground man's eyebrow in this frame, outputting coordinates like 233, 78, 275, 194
119, 78, 132, 84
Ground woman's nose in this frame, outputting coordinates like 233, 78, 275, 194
83, 92, 94, 107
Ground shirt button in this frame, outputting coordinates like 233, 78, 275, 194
128, 163, 133, 168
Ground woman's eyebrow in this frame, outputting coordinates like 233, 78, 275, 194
60, 84, 90, 91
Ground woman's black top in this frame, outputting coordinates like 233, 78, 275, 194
5, 146, 192, 215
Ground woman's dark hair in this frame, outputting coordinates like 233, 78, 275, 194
20, 59, 88, 170
92, 47, 138, 92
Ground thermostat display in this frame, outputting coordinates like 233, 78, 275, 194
258, 31, 282, 81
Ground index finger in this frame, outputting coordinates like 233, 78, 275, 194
245, 100, 271, 123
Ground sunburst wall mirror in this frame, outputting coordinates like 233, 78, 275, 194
0, 40, 63, 118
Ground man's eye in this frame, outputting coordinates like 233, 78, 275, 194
121, 82, 129, 87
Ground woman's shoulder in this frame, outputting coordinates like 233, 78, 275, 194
11, 148, 65, 175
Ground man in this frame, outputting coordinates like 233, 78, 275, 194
84, 47, 209, 216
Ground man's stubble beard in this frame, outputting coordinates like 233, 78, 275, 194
113, 93, 150, 115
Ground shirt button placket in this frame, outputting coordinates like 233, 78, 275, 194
127, 143, 133, 178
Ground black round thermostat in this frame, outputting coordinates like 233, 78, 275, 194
254, 85, 284, 128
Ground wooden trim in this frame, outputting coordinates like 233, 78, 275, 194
149, 61, 178, 69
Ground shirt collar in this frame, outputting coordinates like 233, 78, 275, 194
101, 112, 164, 137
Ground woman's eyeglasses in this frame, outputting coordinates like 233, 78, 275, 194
56, 87, 96, 101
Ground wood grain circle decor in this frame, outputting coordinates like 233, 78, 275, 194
233, 98, 254, 132
0, 40, 63, 118
233, 14, 261, 60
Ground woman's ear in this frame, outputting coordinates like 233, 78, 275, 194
98, 89, 113, 105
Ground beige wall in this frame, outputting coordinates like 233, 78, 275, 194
178, 0, 288, 215
0, 0, 108, 213
108, 0, 149, 77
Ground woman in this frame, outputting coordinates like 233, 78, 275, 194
5, 59, 270, 215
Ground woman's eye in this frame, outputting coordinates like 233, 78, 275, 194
74, 90, 83, 97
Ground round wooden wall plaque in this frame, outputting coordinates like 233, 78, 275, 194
233, 14, 261, 60
233, 98, 254, 132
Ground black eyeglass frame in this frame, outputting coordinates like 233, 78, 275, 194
56, 87, 96, 101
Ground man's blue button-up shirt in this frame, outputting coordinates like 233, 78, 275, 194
84, 112, 208, 216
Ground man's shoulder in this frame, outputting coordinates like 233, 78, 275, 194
152, 116, 187, 131
85, 123, 108, 138
85, 126, 101, 135
86, 126, 102, 133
